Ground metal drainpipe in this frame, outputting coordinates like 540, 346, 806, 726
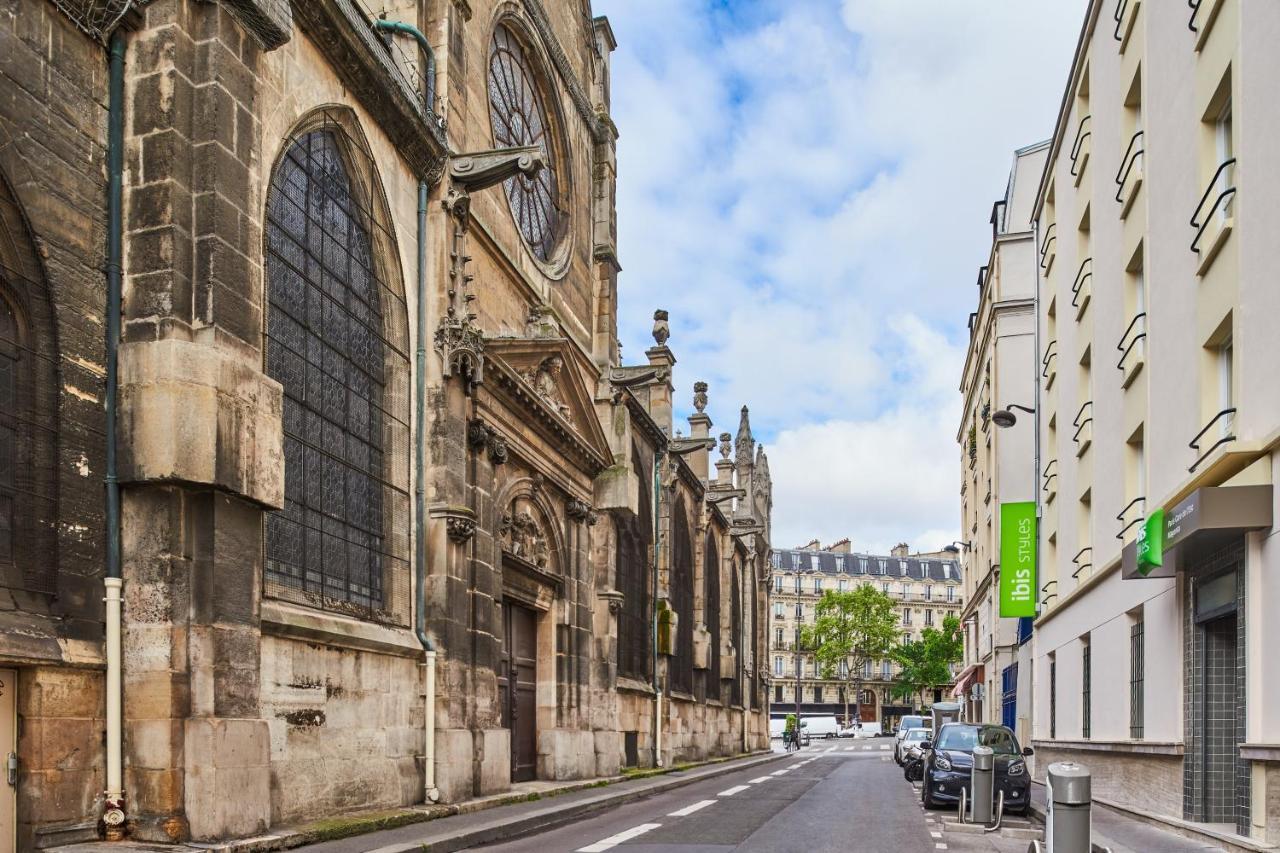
372, 19, 437, 113
651, 450, 663, 767
102, 26, 127, 837
414, 181, 439, 803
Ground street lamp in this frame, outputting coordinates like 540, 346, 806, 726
992, 403, 1035, 429
943, 541, 972, 554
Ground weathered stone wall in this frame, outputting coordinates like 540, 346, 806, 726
260, 636, 424, 824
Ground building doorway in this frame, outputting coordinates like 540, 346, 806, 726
1, 669, 15, 853
500, 602, 538, 783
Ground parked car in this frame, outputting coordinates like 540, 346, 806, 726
836, 721, 859, 738
894, 714, 930, 752
854, 721, 883, 738
919, 723, 1033, 814
895, 727, 931, 766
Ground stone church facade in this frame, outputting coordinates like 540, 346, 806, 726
0, 0, 772, 848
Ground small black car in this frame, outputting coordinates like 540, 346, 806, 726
919, 723, 1033, 814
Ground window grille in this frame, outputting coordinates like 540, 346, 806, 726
1130, 617, 1145, 738
264, 121, 411, 625
670, 497, 694, 694
0, 173, 62, 595
616, 446, 652, 681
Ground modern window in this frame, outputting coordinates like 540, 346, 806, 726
264, 123, 410, 624
1081, 637, 1092, 739
1049, 655, 1057, 739
1217, 337, 1234, 438
1130, 614, 1145, 739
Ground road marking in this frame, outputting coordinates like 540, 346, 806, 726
863, 746, 872, 751
879, 744, 891, 750
931, 831, 942, 839
935, 845, 948, 851
826, 746, 837, 753
748, 776, 771, 784
668, 800, 715, 817
770, 768, 790, 776
576, 823, 662, 852
718, 785, 750, 797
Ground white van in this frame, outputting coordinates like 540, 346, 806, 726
804, 715, 841, 739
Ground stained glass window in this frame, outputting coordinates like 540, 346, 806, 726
488, 23, 564, 262
616, 446, 651, 681
670, 498, 694, 694
704, 531, 721, 695
263, 126, 410, 625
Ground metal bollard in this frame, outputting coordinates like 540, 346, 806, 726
971, 745, 995, 825
1045, 761, 1092, 853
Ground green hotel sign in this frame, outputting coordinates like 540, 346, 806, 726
999, 502, 1037, 618
1135, 508, 1165, 576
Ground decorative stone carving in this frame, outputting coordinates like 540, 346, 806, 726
735, 405, 755, 469
652, 309, 670, 346
525, 304, 558, 338
449, 146, 546, 191
467, 417, 509, 465
693, 381, 708, 413
488, 433, 509, 466
719, 432, 732, 460
446, 516, 476, 543
520, 355, 571, 419
500, 509, 550, 568
566, 498, 597, 526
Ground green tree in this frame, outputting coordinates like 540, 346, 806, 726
800, 586, 900, 726
890, 613, 964, 709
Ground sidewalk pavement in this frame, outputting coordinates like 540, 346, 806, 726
53, 751, 785, 853
1029, 782, 1271, 853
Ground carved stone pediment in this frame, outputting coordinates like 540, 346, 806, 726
485, 337, 612, 472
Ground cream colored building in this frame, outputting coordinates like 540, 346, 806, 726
954, 143, 1046, 744
768, 541, 963, 731
1030, 0, 1280, 845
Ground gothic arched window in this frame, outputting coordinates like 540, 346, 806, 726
704, 531, 721, 697
730, 558, 743, 707
487, 22, 565, 262
670, 498, 694, 695
0, 170, 58, 596
616, 446, 651, 682
263, 122, 411, 625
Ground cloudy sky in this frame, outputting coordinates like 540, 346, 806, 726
594, 0, 1087, 553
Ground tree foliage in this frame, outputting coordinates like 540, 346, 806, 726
890, 613, 964, 707
799, 586, 900, 721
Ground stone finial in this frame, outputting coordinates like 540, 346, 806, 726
719, 432, 732, 460
735, 405, 755, 468
693, 381, 708, 413
652, 309, 670, 346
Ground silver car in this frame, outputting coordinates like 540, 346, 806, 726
895, 726, 931, 765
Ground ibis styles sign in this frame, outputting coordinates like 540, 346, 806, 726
999, 502, 1037, 618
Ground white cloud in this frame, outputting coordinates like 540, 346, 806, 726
596, 0, 1084, 551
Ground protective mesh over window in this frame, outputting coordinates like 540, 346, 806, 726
616, 446, 651, 681
263, 121, 411, 626
730, 559, 743, 706
670, 497, 694, 694
0, 171, 58, 595
704, 531, 721, 695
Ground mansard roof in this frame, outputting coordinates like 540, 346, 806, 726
771, 548, 962, 582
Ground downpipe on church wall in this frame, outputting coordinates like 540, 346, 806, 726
103, 24, 127, 837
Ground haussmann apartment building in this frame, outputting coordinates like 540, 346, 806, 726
1028, 0, 1280, 846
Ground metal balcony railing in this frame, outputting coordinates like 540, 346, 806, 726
1116, 312, 1147, 380
1040, 579, 1059, 606
1071, 258, 1093, 315
1191, 159, 1236, 255
1189, 407, 1237, 473
1040, 223, 1058, 272
1115, 130, 1145, 209
1116, 496, 1146, 541
1114, 0, 1134, 41
1071, 547, 1093, 580
1042, 340, 1059, 385
1070, 115, 1093, 180
1073, 401, 1093, 452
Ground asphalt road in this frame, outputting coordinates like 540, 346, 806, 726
468, 741, 988, 853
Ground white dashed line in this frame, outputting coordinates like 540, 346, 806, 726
931, 831, 942, 839
748, 776, 771, 784
879, 744, 891, 750
576, 823, 662, 852
935, 844, 948, 850
668, 800, 715, 817
770, 769, 789, 776
718, 785, 750, 797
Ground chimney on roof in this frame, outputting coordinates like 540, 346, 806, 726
825, 538, 852, 554
891, 543, 910, 558
798, 538, 820, 551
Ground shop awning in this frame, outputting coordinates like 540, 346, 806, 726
1122, 485, 1272, 579
952, 663, 983, 699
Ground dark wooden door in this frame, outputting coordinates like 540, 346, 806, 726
500, 601, 538, 782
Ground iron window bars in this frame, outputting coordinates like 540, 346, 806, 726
263, 120, 411, 626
